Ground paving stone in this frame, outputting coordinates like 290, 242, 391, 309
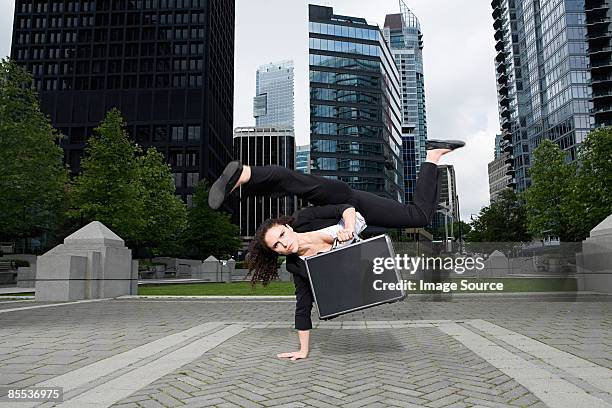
0, 296, 610, 408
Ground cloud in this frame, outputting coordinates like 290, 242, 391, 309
0, 0, 15, 59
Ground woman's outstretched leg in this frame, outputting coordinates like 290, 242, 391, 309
345, 146, 456, 229
237, 165, 353, 206
347, 161, 440, 228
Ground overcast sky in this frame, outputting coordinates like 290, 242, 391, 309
0, 0, 498, 221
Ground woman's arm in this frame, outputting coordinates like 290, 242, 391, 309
278, 262, 312, 361
338, 207, 356, 242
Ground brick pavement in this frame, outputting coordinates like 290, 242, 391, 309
0, 294, 610, 407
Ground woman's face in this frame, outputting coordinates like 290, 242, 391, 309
263, 224, 299, 255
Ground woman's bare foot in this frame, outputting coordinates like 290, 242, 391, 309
230, 165, 251, 193
426, 148, 452, 164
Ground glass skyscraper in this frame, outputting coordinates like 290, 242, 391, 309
253, 60, 294, 128
308, 4, 404, 203
383, 1, 428, 204
295, 144, 310, 174
492, 0, 591, 192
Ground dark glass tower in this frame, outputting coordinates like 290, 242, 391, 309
308, 4, 404, 203
10, 0, 235, 203
233, 127, 295, 238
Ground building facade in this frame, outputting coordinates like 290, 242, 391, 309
488, 154, 512, 201
488, 133, 513, 201
295, 144, 311, 173
383, 1, 428, 204
585, 0, 612, 127
491, 0, 591, 192
253, 60, 294, 128
233, 127, 295, 237
431, 164, 459, 239
308, 4, 404, 203
10, 0, 235, 203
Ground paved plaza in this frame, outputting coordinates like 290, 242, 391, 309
0, 293, 611, 408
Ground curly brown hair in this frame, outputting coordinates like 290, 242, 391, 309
245, 215, 295, 288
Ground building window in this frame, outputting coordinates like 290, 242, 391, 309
153, 125, 168, 142
185, 152, 199, 167
173, 172, 183, 188
173, 74, 186, 87
171, 126, 184, 141
188, 75, 202, 87
186, 172, 199, 187
187, 125, 200, 141
170, 152, 184, 167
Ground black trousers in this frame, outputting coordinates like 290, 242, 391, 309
240, 162, 441, 228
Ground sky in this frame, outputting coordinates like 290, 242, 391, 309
0, 0, 499, 221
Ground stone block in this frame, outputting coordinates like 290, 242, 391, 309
35, 221, 136, 301
576, 214, 612, 294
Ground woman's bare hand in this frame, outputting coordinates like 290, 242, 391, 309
277, 350, 309, 360
337, 229, 354, 242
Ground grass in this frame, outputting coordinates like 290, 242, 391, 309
138, 281, 296, 296
137, 277, 576, 296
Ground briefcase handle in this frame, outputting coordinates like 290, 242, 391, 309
331, 233, 362, 250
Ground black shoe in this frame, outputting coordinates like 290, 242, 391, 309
426, 139, 465, 151
208, 161, 243, 209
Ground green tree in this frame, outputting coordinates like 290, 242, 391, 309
523, 139, 576, 241
564, 128, 612, 240
136, 148, 187, 256
0, 58, 68, 244
452, 220, 472, 241
182, 180, 241, 259
467, 189, 530, 242
69, 108, 145, 245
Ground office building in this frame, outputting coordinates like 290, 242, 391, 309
585, 0, 612, 127
10, 0, 235, 203
431, 164, 459, 239
308, 4, 404, 202
253, 60, 294, 128
295, 144, 310, 173
383, 1, 428, 204
233, 127, 295, 237
491, 0, 591, 192
488, 134, 512, 201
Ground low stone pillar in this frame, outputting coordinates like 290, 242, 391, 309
201, 255, 219, 281
481, 250, 508, 278
131, 260, 139, 295
225, 259, 235, 283
576, 214, 612, 294
278, 260, 292, 282
36, 221, 135, 301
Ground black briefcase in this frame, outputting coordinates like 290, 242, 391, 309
297, 234, 406, 320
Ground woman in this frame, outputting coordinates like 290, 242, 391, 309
208, 140, 464, 361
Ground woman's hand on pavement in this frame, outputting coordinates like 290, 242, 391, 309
277, 350, 309, 360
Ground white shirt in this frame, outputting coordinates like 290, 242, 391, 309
317, 211, 367, 248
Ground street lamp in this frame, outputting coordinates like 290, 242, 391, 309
436, 205, 452, 252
